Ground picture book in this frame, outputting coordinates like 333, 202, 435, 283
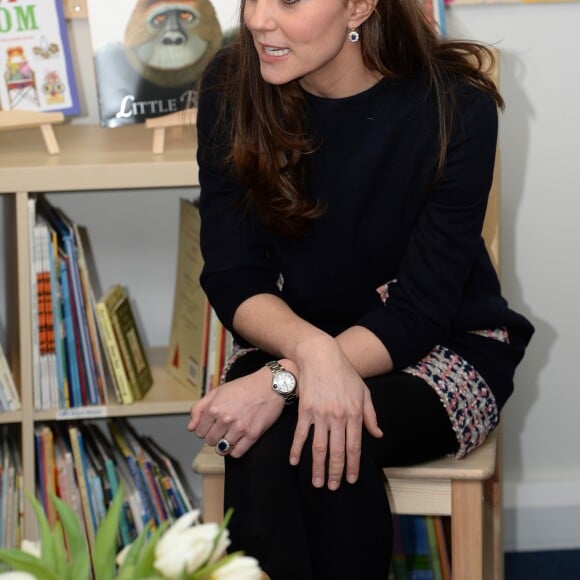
100, 284, 153, 402
166, 199, 208, 398
86, 0, 239, 127
0, 0, 80, 114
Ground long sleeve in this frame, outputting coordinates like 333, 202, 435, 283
356, 87, 501, 369
197, 57, 281, 336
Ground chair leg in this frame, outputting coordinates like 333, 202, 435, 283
451, 480, 484, 580
483, 440, 504, 580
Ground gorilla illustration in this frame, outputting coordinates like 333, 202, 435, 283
93, 0, 224, 127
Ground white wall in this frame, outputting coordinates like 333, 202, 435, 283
2, 2, 579, 552
447, 2, 580, 551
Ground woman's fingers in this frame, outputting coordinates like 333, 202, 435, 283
311, 423, 330, 488
327, 423, 347, 490
345, 416, 362, 485
363, 388, 383, 439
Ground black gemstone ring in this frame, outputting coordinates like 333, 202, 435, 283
216, 437, 233, 454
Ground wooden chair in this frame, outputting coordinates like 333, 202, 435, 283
192, 154, 504, 580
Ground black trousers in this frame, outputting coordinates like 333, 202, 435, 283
223, 350, 458, 580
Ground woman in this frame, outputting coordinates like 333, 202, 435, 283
188, 1, 534, 578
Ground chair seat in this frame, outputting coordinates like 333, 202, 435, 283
192, 429, 497, 518
383, 429, 497, 516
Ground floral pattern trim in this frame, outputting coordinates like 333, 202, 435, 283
403, 345, 499, 459
376, 278, 398, 305
468, 326, 510, 344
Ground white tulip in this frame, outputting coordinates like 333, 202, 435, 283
0, 573, 37, 579
19, 540, 41, 559
210, 556, 263, 580
115, 542, 131, 567
154, 510, 231, 579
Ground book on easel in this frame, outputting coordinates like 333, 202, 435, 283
85, 0, 238, 127
0, 0, 79, 114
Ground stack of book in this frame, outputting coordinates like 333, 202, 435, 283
28, 194, 152, 409
0, 338, 20, 412
0, 426, 23, 550
389, 514, 451, 580
34, 418, 195, 550
166, 199, 233, 399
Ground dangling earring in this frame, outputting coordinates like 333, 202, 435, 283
348, 29, 360, 43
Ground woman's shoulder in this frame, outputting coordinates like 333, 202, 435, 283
198, 46, 234, 97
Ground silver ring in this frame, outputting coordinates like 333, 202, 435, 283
216, 437, 233, 454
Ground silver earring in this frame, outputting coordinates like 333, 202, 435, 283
348, 29, 360, 43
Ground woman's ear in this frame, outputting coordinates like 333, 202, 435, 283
348, 0, 378, 29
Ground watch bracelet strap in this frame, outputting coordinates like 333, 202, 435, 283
265, 360, 297, 405
265, 360, 285, 374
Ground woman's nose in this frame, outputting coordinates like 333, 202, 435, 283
244, 0, 277, 32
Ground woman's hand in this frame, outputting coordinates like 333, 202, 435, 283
288, 338, 383, 491
187, 367, 285, 458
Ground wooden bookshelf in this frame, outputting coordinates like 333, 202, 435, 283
0, 122, 199, 539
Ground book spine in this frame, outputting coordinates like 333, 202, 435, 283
110, 291, 152, 400
74, 224, 108, 405
105, 287, 139, 399
69, 426, 96, 546
425, 516, 443, 580
0, 343, 20, 411
28, 199, 42, 411
108, 422, 155, 530
63, 235, 99, 406
59, 260, 81, 407
38, 224, 60, 409
46, 226, 67, 409
94, 302, 134, 404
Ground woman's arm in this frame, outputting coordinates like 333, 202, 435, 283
231, 293, 386, 490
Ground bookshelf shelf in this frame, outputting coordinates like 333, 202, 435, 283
32, 349, 196, 421
0, 123, 200, 541
0, 411, 23, 425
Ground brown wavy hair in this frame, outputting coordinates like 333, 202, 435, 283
217, 0, 504, 238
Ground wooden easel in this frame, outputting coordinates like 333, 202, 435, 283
145, 109, 197, 155
0, 110, 65, 154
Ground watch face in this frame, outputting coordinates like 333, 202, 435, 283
273, 371, 296, 394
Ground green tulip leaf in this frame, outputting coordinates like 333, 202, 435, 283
50, 492, 91, 580
93, 484, 126, 580
0, 548, 59, 580
51, 522, 69, 579
134, 520, 170, 578
118, 522, 151, 572
25, 490, 56, 573
204, 507, 234, 568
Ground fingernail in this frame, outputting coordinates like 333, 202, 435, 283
289, 455, 298, 466
347, 474, 357, 484
328, 480, 339, 491
314, 478, 323, 487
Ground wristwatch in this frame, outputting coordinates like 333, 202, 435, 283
265, 360, 297, 404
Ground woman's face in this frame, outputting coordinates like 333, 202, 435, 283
243, 0, 365, 97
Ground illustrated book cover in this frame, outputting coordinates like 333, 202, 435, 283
99, 284, 153, 402
0, 0, 80, 114
166, 198, 208, 398
86, 0, 239, 127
